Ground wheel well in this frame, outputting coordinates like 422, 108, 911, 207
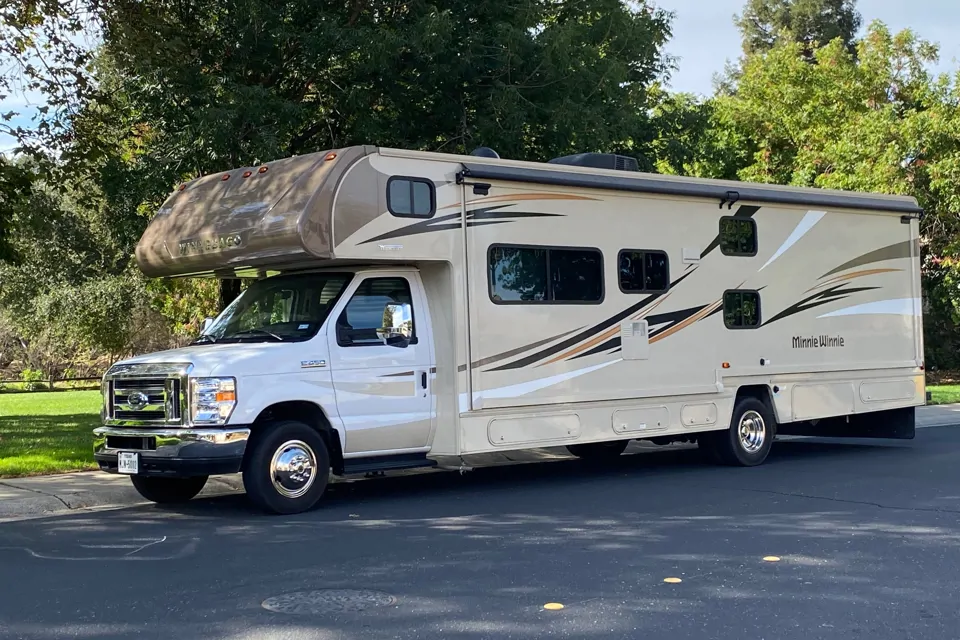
248, 401, 345, 475
734, 384, 779, 424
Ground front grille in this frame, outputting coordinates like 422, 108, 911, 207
102, 362, 191, 427
107, 376, 183, 425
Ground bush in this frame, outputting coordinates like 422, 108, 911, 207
19, 368, 47, 391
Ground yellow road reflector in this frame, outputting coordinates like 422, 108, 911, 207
763, 556, 781, 562
663, 577, 682, 583
543, 603, 564, 610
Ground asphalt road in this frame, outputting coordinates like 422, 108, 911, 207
2, 428, 960, 640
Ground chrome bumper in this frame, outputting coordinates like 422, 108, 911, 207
94, 426, 250, 477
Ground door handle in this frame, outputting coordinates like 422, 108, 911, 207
420, 371, 427, 389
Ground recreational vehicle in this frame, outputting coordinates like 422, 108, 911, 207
93, 145, 926, 514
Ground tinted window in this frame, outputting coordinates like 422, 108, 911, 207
723, 290, 761, 329
488, 245, 603, 304
387, 177, 435, 218
618, 250, 669, 293
488, 246, 548, 302
550, 248, 603, 302
719, 217, 757, 256
337, 277, 415, 346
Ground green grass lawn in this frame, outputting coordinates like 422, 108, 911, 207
0, 390, 101, 478
928, 385, 960, 406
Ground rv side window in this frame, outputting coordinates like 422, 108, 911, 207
723, 290, 761, 329
618, 250, 669, 293
719, 216, 757, 256
488, 245, 603, 304
387, 176, 435, 218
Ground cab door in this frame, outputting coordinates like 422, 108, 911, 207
326, 271, 435, 455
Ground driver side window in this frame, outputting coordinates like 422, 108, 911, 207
336, 277, 416, 347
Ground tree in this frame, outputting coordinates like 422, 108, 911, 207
714, 21, 960, 366
734, 0, 862, 59
0, 157, 32, 263
648, 90, 752, 179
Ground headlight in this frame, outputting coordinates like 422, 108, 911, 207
189, 377, 237, 425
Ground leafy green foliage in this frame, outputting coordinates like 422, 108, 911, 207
0, 158, 33, 263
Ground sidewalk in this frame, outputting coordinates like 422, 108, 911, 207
2, 403, 960, 523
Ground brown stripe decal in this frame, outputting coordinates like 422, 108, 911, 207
540, 293, 672, 365
763, 283, 879, 326
440, 192, 602, 211
359, 205, 563, 245
487, 269, 698, 372
649, 301, 721, 344
805, 268, 902, 293
820, 239, 916, 279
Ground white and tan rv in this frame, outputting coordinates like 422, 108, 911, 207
94, 145, 926, 514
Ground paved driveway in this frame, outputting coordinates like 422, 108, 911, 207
1, 424, 959, 639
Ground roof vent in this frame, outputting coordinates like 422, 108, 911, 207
470, 146, 500, 159
548, 152, 638, 172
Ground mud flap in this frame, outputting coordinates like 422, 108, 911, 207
777, 406, 916, 440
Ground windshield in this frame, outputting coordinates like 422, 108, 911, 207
197, 273, 353, 344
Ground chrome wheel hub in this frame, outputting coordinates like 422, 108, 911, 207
270, 440, 317, 499
738, 410, 766, 453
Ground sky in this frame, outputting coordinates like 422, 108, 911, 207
2, 1, 959, 151
657, 0, 960, 96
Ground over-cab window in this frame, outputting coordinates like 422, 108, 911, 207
618, 250, 669, 293
719, 216, 757, 256
387, 176, 435, 218
723, 290, 761, 329
488, 244, 603, 304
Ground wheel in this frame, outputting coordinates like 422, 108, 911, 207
242, 420, 331, 515
130, 475, 208, 504
566, 440, 630, 460
700, 396, 775, 466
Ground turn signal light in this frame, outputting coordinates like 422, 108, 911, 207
216, 390, 236, 403
324, 152, 337, 161
242, 170, 253, 178
722, 362, 730, 369
258, 166, 268, 174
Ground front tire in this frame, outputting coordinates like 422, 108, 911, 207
130, 475, 208, 504
242, 421, 330, 515
700, 396, 775, 466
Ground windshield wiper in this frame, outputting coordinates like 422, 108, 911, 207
224, 328, 285, 342
192, 334, 218, 345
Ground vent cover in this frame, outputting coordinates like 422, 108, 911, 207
621, 319, 650, 360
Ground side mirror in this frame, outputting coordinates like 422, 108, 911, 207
201, 317, 214, 334
377, 303, 413, 347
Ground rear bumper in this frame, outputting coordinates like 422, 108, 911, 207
93, 426, 250, 478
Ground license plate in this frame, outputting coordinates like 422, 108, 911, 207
118, 451, 139, 475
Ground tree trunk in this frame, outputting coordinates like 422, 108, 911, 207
219, 279, 242, 311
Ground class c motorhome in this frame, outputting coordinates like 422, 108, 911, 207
94, 145, 926, 514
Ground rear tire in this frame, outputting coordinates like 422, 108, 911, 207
242, 420, 331, 515
566, 440, 630, 460
700, 396, 775, 466
130, 475, 208, 504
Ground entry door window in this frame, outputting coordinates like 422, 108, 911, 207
336, 277, 416, 346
